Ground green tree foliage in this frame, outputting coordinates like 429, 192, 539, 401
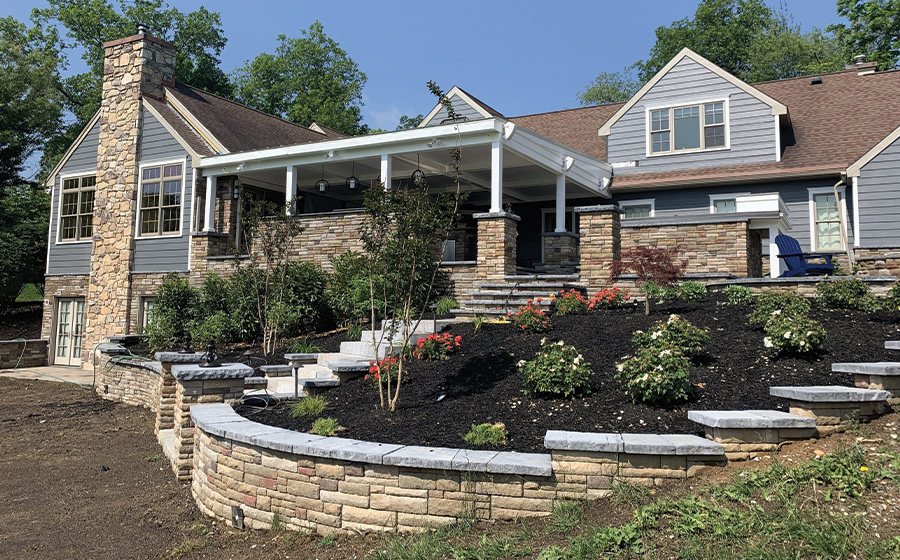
577, 66, 640, 105
232, 21, 368, 135
396, 114, 424, 130
829, 0, 900, 70
30, 0, 230, 173
0, 184, 50, 312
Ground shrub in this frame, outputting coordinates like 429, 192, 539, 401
722, 285, 755, 306
191, 311, 230, 347
365, 357, 404, 383
412, 332, 462, 360
290, 338, 322, 353
643, 281, 678, 304
551, 289, 589, 316
310, 417, 342, 436
588, 287, 631, 309
678, 281, 707, 302
435, 296, 458, 317
144, 273, 199, 351
509, 302, 551, 333
327, 251, 382, 327
609, 246, 687, 315
632, 314, 709, 358
518, 339, 591, 399
763, 312, 827, 354
463, 422, 508, 447
290, 396, 326, 418
749, 291, 811, 327
883, 281, 900, 312
816, 278, 880, 311
615, 346, 693, 405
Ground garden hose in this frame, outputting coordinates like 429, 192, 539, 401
5, 338, 93, 389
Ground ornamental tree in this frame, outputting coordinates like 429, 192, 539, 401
609, 246, 687, 315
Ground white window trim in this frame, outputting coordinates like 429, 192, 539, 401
539, 206, 578, 231
808, 186, 848, 252
644, 98, 731, 158
708, 192, 749, 214
619, 198, 656, 219
135, 157, 188, 241
56, 170, 97, 245
852, 176, 861, 247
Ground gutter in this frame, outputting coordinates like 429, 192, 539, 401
835, 174, 854, 268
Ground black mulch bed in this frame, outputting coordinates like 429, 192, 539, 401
0, 305, 43, 340
241, 295, 900, 453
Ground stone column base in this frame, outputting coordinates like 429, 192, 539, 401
542, 232, 579, 274
576, 205, 622, 290
474, 212, 519, 282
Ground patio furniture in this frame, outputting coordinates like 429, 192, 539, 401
775, 234, 835, 277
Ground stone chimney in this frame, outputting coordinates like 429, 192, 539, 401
82, 27, 176, 366
846, 54, 877, 76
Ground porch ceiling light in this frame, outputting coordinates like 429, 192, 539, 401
411, 154, 425, 183
345, 162, 359, 190
316, 164, 329, 192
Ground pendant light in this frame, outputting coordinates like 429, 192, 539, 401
315, 164, 329, 192
411, 154, 425, 183
345, 161, 359, 190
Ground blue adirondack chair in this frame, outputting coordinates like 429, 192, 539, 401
775, 234, 835, 277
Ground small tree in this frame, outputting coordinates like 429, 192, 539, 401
610, 246, 687, 315
360, 82, 465, 412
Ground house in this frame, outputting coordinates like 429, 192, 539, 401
41, 27, 900, 367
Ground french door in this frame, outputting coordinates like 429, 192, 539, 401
54, 298, 85, 366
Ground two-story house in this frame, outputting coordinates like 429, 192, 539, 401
41, 28, 900, 367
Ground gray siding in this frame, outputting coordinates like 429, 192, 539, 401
46, 119, 101, 275
608, 57, 778, 174
614, 179, 854, 252
133, 108, 192, 273
857, 135, 900, 247
422, 95, 487, 127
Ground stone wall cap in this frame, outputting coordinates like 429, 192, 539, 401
688, 410, 816, 429
619, 211, 775, 228
487, 452, 552, 476
382, 445, 458, 470
284, 354, 317, 362
473, 211, 521, 221
293, 208, 366, 219
621, 433, 676, 455
190, 231, 229, 238
541, 231, 580, 239
770, 385, 891, 402
451, 449, 499, 472
99, 343, 129, 355
662, 434, 725, 455
171, 363, 253, 380
832, 362, 900, 376
439, 260, 477, 266
260, 364, 293, 373
252, 430, 325, 454
103, 33, 176, 50
111, 358, 162, 374
223, 421, 284, 445
330, 440, 405, 464
294, 436, 361, 458
544, 431, 623, 452
155, 351, 206, 363
574, 204, 623, 214
0, 339, 46, 344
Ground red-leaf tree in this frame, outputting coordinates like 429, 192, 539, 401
609, 246, 687, 315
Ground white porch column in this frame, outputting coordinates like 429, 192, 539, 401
769, 226, 781, 278
555, 174, 566, 232
203, 175, 217, 233
380, 154, 392, 190
490, 139, 503, 213
285, 165, 298, 215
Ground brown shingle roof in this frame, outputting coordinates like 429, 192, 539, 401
510, 103, 623, 160
143, 96, 216, 157
455, 87, 506, 118
164, 83, 339, 153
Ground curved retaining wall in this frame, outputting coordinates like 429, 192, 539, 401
191, 405, 726, 535
96, 355, 162, 411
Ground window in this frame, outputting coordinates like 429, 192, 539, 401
139, 162, 183, 237
649, 101, 726, 155
59, 175, 96, 242
139, 297, 155, 333
812, 192, 842, 250
620, 199, 655, 219
713, 199, 737, 214
542, 211, 577, 233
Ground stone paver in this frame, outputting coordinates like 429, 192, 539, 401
770, 385, 891, 402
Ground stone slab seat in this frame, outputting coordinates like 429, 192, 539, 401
770, 385, 892, 429
687, 410, 818, 460
687, 410, 815, 429
769, 386, 891, 402
834, 361, 900, 396
886, 341, 900, 350
543, 431, 725, 456
284, 353, 318, 365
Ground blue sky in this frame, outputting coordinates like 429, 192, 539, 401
8, 0, 843, 131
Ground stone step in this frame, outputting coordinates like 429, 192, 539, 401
770, 385, 891, 430
458, 299, 553, 308
296, 365, 334, 379
886, 341, 900, 350
466, 291, 563, 299
770, 385, 891, 402
504, 274, 580, 282
449, 308, 510, 317
474, 282, 584, 290
832, 362, 900, 375
340, 336, 427, 360
832, 363, 900, 396
283, 353, 317, 365
687, 409, 816, 429
259, 364, 292, 377
317, 352, 370, 368
687, 410, 817, 461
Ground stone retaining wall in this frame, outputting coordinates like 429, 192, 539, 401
439, 262, 477, 299
96, 356, 162, 411
855, 248, 900, 277
0, 339, 48, 369
708, 276, 898, 296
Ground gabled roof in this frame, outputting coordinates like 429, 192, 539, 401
597, 47, 788, 137
143, 97, 216, 159
510, 103, 623, 161
44, 111, 101, 186
847, 123, 900, 177
418, 86, 505, 127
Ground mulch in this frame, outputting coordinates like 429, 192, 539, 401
0, 304, 43, 340
243, 294, 900, 453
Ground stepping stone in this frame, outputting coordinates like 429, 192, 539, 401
770, 385, 891, 429
243, 376, 268, 389
687, 410, 817, 461
885, 341, 900, 350
260, 364, 292, 377
832, 362, 900, 396
284, 353, 318, 365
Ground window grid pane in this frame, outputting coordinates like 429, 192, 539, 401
650, 102, 726, 153
623, 205, 651, 219
59, 176, 95, 241
714, 199, 737, 214
140, 165, 182, 236
814, 193, 842, 250
673, 105, 701, 151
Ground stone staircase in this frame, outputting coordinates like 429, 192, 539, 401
453, 274, 586, 316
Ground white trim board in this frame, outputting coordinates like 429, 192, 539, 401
709, 192, 749, 214
598, 47, 788, 137
619, 198, 656, 218
55, 171, 98, 245
418, 86, 496, 128
134, 157, 189, 241
846, 123, 900, 177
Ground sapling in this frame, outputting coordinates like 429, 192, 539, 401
609, 246, 687, 315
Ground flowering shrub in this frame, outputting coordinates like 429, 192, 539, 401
763, 312, 827, 354
816, 278, 880, 311
365, 357, 404, 383
631, 314, 709, 357
615, 347, 692, 405
518, 339, 591, 398
413, 332, 462, 360
509, 301, 551, 333
551, 289, 589, 316
722, 285, 755, 306
588, 287, 631, 309
749, 292, 811, 327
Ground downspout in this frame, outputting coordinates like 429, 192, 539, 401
834, 175, 854, 270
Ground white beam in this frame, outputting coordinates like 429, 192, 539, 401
380, 154, 392, 190
555, 174, 566, 232
285, 166, 298, 215
490, 139, 503, 212
204, 175, 217, 233
769, 226, 781, 278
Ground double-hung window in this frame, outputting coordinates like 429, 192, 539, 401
620, 199, 655, 219
650, 101, 726, 155
59, 175, 96, 242
139, 163, 183, 237
812, 192, 842, 250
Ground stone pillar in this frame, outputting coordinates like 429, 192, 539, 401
542, 232, 579, 274
474, 212, 519, 281
154, 352, 206, 436
83, 31, 176, 366
576, 205, 623, 289
189, 232, 230, 287
169, 363, 252, 480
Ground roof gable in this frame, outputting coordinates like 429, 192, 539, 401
419, 86, 505, 127
598, 48, 787, 137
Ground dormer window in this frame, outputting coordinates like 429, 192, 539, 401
648, 101, 727, 155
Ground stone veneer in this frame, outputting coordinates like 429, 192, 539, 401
41, 275, 89, 341
542, 232, 579, 274
577, 206, 622, 289
0, 340, 48, 369
83, 32, 176, 366
855, 248, 900, 276
475, 213, 519, 281
438, 262, 478, 299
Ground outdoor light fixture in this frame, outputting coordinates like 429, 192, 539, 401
345, 162, 359, 190
411, 154, 425, 183
199, 342, 221, 368
316, 165, 329, 192
232, 178, 239, 199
